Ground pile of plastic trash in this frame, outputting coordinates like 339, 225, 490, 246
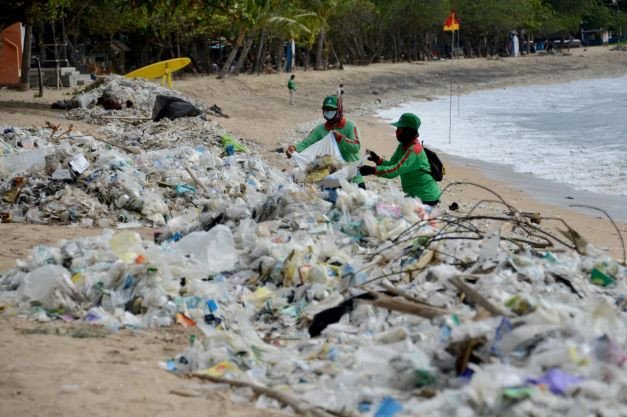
50, 75, 210, 123
0, 118, 288, 227
1, 174, 625, 415
1, 76, 626, 416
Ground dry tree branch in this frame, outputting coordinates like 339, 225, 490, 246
570, 204, 626, 265
440, 181, 520, 216
451, 276, 509, 317
186, 373, 343, 417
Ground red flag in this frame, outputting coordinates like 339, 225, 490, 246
444, 10, 460, 32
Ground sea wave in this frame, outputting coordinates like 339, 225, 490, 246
378, 75, 627, 197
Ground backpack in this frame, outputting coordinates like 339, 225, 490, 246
421, 145, 445, 181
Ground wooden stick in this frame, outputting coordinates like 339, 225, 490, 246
187, 373, 340, 417
380, 282, 437, 307
100, 115, 152, 121
185, 164, 209, 193
91, 135, 142, 154
451, 277, 508, 317
360, 291, 449, 319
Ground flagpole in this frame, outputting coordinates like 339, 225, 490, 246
444, 9, 459, 144
449, 76, 453, 144
457, 27, 461, 117
448, 23, 454, 144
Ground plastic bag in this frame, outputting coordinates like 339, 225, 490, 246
173, 225, 237, 274
17, 265, 77, 310
291, 132, 343, 169
319, 164, 358, 188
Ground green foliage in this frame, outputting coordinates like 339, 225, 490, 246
82, 0, 147, 38
8, 0, 625, 71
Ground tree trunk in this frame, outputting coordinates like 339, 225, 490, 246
34, 56, 43, 97
411, 34, 417, 61
275, 40, 284, 73
200, 39, 210, 73
253, 29, 266, 75
141, 41, 151, 67
233, 34, 254, 75
220, 31, 245, 77
315, 29, 325, 70
303, 47, 310, 71
329, 42, 343, 70
19, 16, 33, 90
176, 31, 181, 57
392, 32, 398, 63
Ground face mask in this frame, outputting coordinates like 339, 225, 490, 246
323, 110, 337, 121
396, 128, 417, 143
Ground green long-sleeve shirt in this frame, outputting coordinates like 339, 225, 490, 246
375, 140, 441, 202
295, 118, 363, 184
287, 79, 296, 90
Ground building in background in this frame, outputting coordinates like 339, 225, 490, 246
0, 22, 24, 85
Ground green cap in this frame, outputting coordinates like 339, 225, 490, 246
322, 95, 338, 109
391, 113, 421, 130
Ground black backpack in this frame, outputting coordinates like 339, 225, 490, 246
421, 145, 445, 182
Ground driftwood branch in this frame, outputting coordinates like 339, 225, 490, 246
186, 373, 341, 417
360, 291, 450, 319
570, 204, 626, 266
185, 164, 210, 193
91, 135, 142, 154
451, 276, 509, 317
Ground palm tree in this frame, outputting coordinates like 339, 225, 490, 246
219, 0, 309, 76
300, 0, 340, 70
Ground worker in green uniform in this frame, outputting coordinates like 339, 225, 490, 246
359, 113, 441, 205
287, 74, 296, 105
286, 95, 365, 188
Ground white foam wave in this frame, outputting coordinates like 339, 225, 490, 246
378, 76, 627, 196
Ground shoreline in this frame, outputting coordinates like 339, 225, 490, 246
370, 77, 627, 223
353, 111, 627, 258
445, 153, 627, 223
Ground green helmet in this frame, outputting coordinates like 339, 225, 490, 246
391, 113, 421, 130
321, 95, 338, 109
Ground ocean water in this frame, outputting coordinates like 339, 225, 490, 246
378, 75, 627, 197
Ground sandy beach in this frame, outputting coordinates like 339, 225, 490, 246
1, 46, 627, 416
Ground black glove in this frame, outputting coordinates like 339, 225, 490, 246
367, 150, 382, 165
359, 165, 376, 176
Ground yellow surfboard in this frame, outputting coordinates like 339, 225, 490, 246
125, 57, 191, 89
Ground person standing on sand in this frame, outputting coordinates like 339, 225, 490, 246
287, 74, 296, 105
359, 113, 441, 205
286, 95, 365, 188
336, 83, 344, 97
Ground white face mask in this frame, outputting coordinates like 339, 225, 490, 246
323, 110, 337, 121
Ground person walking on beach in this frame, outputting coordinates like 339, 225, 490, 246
336, 83, 344, 97
286, 95, 365, 188
287, 74, 296, 105
359, 113, 441, 205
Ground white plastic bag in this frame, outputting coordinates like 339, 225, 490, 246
174, 225, 237, 274
319, 164, 358, 188
291, 132, 343, 169
17, 265, 77, 310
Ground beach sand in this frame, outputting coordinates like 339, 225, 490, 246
1, 46, 626, 416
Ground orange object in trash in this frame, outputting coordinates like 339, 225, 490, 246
175, 313, 196, 328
